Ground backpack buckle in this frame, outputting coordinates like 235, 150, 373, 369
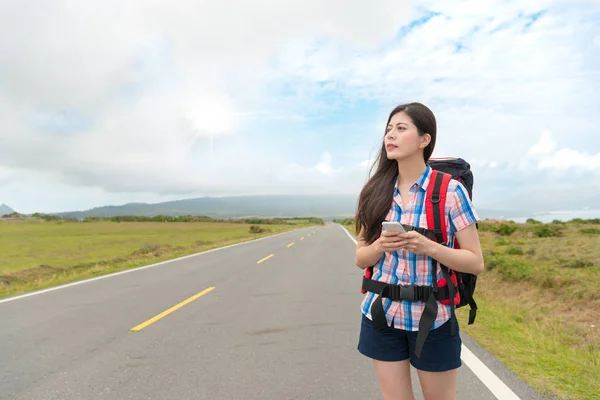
430, 194, 440, 203
401, 285, 415, 301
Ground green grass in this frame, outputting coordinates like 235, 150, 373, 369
0, 217, 321, 299
456, 275, 599, 400
344, 218, 600, 400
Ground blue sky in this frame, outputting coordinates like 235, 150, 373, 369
0, 0, 599, 216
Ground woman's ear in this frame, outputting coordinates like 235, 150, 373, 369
420, 133, 431, 149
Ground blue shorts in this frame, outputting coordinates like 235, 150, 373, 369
357, 313, 462, 372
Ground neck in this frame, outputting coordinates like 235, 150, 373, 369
396, 155, 427, 186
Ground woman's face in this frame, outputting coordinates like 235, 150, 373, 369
384, 111, 428, 161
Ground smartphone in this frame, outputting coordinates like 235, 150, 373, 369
381, 221, 406, 232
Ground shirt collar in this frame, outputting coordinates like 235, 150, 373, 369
394, 165, 433, 193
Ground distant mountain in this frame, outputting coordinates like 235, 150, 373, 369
49, 194, 548, 221
0, 204, 15, 215
53, 195, 361, 220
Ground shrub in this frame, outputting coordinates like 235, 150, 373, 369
580, 227, 600, 235
534, 225, 562, 237
132, 243, 161, 256
559, 258, 594, 269
249, 225, 263, 233
493, 223, 518, 236
506, 246, 524, 255
526, 218, 542, 224
571, 218, 600, 224
487, 255, 533, 281
495, 238, 510, 246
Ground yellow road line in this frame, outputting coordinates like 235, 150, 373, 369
287, 242, 295, 248
130, 286, 215, 332
257, 254, 274, 264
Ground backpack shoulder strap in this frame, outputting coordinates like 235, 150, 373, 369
425, 170, 452, 245
424, 170, 459, 337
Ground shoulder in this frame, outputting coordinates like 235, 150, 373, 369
446, 177, 467, 195
446, 177, 472, 207
445, 177, 479, 231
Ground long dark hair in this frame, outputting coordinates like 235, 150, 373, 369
355, 102, 437, 243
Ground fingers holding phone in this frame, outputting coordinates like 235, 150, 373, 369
380, 231, 405, 252
380, 222, 407, 252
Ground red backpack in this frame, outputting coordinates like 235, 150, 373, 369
360, 157, 478, 358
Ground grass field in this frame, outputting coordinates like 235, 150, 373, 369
0, 217, 322, 299
342, 218, 600, 400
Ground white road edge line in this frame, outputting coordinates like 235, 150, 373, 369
0, 228, 306, 305
461, 344, 521, 400
338, 224, 522, 400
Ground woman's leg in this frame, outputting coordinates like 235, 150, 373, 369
358, 313, 415, 399
416, 367, 458, 400
374, 359, 415, 400
406, 318, 462, 400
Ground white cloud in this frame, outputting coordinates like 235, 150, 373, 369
539, 148, 600, 170
269, 0, 599, 147
0, 0, 599, 214
0, 0, 414, 202
525, 131, 600, 171
315, 152, 339, 175
527, 130, 557, 157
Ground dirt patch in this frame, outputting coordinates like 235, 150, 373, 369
0, 275, 15, 286
9, 265, 64, 281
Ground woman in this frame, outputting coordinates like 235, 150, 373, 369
354, 102, 484, 400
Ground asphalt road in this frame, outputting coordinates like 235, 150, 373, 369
0, 223, 544, 399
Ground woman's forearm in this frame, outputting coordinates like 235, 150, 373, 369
355, 239, 384, 269
427, 241, 484, 275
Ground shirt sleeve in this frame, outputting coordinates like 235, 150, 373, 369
449, 180, 480, 233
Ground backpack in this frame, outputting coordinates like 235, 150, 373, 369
360, 157, 478, 358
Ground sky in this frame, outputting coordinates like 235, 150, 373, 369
1, 0, 599, 215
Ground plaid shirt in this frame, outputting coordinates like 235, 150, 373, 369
361, 165, 480, 331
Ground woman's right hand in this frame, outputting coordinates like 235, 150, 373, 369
379, 231, 406, 252
378, 231, 406, 252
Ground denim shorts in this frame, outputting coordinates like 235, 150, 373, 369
357, 313, 462, 372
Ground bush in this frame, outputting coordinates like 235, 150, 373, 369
580, 228, 600, 235
506, 246, 524, 255
534, 225, 562, 237
249, 225, 263, 233
486, 255, 533, 281
493, 223, 518, 236
559, 258, 594, 269
570, 218, 600, 224
495, 238, 510, 246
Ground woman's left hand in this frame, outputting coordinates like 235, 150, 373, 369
397, 231, 435, 256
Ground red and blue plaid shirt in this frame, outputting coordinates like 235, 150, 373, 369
361, 165, 480, 331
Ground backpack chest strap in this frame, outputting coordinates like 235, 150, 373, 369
361, 276, 454, 303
